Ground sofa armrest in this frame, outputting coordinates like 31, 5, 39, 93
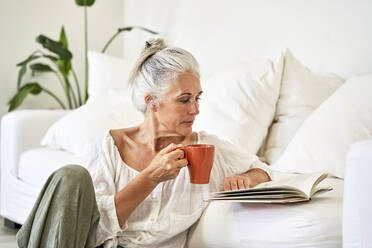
343, 139, 372, 248
1, 109, 70, 177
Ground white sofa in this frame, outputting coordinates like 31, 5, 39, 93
0, 110, 81, 225
1, 102, 371, 247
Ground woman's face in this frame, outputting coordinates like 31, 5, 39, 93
154, 72, 202, 136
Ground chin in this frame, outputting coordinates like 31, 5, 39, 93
177, 126, 193, 136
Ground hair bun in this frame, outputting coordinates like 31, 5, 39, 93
128, 38, 168, 86
143, 38, 167, 53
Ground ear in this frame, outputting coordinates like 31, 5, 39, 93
144, 94, 158, 111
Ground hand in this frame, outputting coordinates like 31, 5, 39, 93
142, 143, 188, 184
223, 174, 253, 191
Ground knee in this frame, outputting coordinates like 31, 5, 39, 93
53, 165, 93, 189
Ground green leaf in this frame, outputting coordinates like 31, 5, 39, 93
43, 54, 58, 62
36, 34, 72, 61
59, 26, 68, 48
30, 63, 54, 76
16, 54, 40, 67
17, 64, 27, 90
16, 53, 43, 89
75, 0, 95, 7
8, 83, 42, 111
58, 59, 71, 77
57, 26, 71, 77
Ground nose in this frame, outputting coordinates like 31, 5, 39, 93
189, 101, 199, 115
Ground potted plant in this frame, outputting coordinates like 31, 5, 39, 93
8, 0, 158, 111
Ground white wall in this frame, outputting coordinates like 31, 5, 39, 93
122, 0, 178, 62
122, 0, 372, 80
0, 0, 124, 117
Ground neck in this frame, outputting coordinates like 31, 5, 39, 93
138, 110, 187, 152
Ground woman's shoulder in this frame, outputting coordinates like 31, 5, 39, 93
109, 127, 139, 149
83, 128, 134, 165
83, 128, 130, 157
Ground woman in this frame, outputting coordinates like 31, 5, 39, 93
17, 38, 272, 248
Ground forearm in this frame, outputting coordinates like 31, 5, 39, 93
114, 172, 157, 227
242, 168, 271, 187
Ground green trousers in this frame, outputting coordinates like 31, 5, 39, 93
16, 165, 101, 248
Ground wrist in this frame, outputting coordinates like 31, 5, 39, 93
139, 169, 159, 188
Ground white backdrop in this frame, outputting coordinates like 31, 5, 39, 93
123, 0, 372, 80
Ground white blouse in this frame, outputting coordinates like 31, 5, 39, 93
85, 131, 272, 248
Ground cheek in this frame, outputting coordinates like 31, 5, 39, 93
158, 105, 181, 120
160, 104, 188, 123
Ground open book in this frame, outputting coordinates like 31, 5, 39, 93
208, 172, 332, 203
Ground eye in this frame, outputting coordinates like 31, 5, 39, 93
179, 96, 201, 104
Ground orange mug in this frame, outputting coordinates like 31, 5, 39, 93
181, 144, 215, 184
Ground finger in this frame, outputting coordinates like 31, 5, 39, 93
174, 158, 188, 168
161, 143, 182, 154
243, 177, 251, 188
223, 178, 231, 191
230, 179, 238, 191
167, 149, 185, 160
237, 178, 245, 190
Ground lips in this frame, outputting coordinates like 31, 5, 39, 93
183, 120, 194, 125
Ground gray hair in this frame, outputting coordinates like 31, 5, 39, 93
128, 38, 200, 113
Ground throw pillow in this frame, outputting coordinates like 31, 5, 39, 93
193, 56, 283, 155
87, 51, 133, 103
261, 49, 344, 164
41, 52, 140, 155
41, 89, 143, 156
271, 73, 372, 178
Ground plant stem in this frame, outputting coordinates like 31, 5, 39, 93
64, 77, 78, 108
71, 67, 82, 106
101, 26, 159, 53
54, 71, 72, 109
101, 31, 121, 53
42, 87, 66, 109
50, 64, 67, 90
84, 6, 89, 103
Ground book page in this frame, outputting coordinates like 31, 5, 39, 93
210, 172, 328, 199
207, 197, 308, 203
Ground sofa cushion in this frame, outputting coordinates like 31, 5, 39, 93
40, 89, 144, 156
41, 51, 143, 156
188, 177, 343, 247
194, 56, 283, 155
261, 49, 344, 164
87, 51, 134, 103
271, 73, 372, 178
18, 148, 83, 188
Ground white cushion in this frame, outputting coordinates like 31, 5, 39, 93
262, 49, 344, 164
271, 74, 372, 178
87, 51, 134, 103
42, 52, 142, 155
18, 148, 83, 188
193, 56, 283, 154
41, 90, 144, 155
188, 177, 343, 247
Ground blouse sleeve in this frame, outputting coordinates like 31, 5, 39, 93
84, 133, 125, 247
199, 132, 273, 192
